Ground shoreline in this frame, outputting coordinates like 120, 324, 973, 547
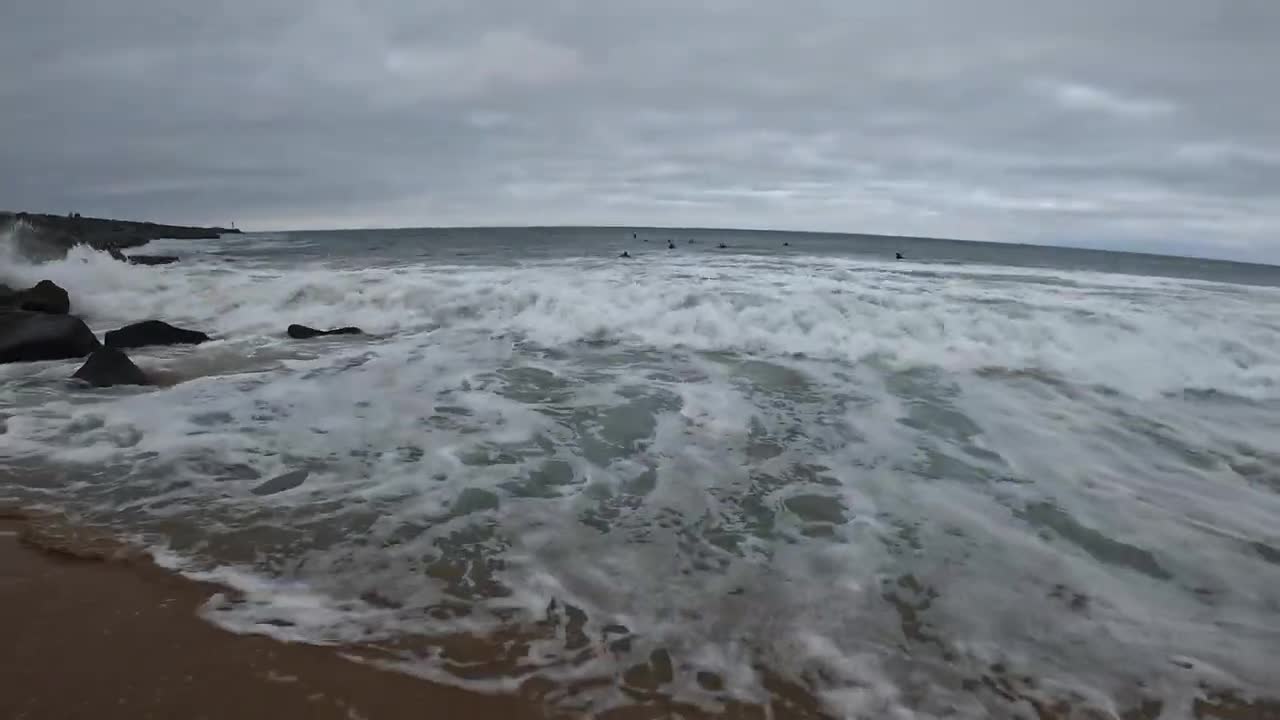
3, 508, 1279, 719
0, 508, 553, 720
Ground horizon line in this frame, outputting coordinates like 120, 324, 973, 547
254, 222, 1277, 269
4, 210, 1273, 268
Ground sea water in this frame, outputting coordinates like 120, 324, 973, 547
2, 227, 1279, 717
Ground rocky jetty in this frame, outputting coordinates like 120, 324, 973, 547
0, 211, 239, 259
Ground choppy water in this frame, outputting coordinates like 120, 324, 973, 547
3, 227, 1280, 718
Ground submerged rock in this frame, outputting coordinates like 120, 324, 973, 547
72, 347, 150, 387
251, 469, 308, 496
105, 320, 210, 349
127, 254, 180, 266
287, 324, 364, 339
0, 311, 100, 363
0, 279, 70, 314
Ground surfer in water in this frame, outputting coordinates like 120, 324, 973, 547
896, 252, 904, 260
620, 251, 632, 259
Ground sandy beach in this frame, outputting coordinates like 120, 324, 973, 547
0, 509, 551, 720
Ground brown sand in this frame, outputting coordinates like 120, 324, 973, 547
0, 511, 551, 720
0, 509, 795, 720
3, 508, 1278, 720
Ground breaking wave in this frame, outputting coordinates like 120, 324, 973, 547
3, 232, 1280, 717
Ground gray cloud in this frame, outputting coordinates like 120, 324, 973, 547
2, 0, 1278, 260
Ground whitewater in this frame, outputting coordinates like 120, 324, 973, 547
2, 227, 1279, 718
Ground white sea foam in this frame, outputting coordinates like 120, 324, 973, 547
3, 234, 1280, 717
8, 239, 1279, 395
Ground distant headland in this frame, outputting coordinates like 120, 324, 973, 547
0, 210, 240, 259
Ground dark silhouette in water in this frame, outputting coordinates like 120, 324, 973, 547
127, 254, 180, 266
896, 252, 904, 260
251, 469, 308, 496
668, 241, 676, 249
288, 324, 364, 339
105, 320, 209, 349
1, 279, 70, 314
783, 242, 790, 247
72, 347, 149, 387
632, 233, 637, 239
718, 243, 728, 249
0, 312, 99, 364
619, 251, 631, 259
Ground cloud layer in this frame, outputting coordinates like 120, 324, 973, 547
2, 1, 1278, 260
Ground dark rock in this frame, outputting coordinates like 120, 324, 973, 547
127, 254, 180, 265
72, 347, 150, 387
0, 280, 70, 314
23, 280, 70, 314
251, 469, 309, 496
0, 311, 100, 363
96, 234, 150, 250
287, 324, 364, 339
105, 320, 210, 349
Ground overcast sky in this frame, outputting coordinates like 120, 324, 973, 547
2, 1, 1277, 260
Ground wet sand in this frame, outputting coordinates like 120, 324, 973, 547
0, 510, 548, 720
2, 507, 1278, 720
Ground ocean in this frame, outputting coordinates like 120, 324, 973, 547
3, 226, 1280, 717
